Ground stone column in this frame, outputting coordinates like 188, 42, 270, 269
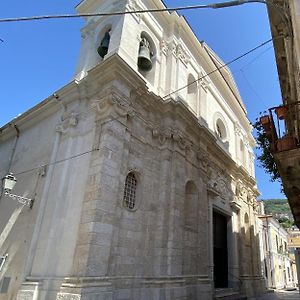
229, 201, 241, 289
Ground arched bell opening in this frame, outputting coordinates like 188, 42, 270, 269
137, 32, 156, 86
97, 26, 112, 59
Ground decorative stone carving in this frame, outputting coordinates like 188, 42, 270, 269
91, 91, 134, 121
207, 168, 232, 200
198, 71, 210, 91
152, 127, 192, 150
197, 150, 210, 171
169, 41, 177, 57
56, 113, 78, 134
56, 293, 81, 300
160, 40, 169, 55
176, 44, 190, 66
234, 122, 243, 136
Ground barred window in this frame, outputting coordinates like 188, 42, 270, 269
123, 172, 137, 210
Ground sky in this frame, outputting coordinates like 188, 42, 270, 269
0, 0, 285, 199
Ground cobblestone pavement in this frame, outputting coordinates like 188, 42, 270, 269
254, 289, 300, 300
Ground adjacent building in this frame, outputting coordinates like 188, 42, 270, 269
264, 0, 300, 227
0, 0, 266, 299
257, 211, 298, 290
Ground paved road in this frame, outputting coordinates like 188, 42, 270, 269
254, 290, 300, 300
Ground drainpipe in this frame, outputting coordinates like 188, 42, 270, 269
8, 124, 20, 170
24, 93, 64, 276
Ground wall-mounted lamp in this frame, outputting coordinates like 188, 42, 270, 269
2, 173, 33, 208
0, 254, 8, 272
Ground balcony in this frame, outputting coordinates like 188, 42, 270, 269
259, 101, 300, 227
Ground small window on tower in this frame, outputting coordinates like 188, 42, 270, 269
123, 172, 137, 210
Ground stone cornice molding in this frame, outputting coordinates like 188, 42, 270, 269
230, 199, 241, 212
152, 126, 192, 150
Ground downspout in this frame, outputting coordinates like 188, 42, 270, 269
8, 124, 20, 172
24, 93, 64, 276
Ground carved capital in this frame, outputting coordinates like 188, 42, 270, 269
176, 44, 190, 66
160, 40, 169, 55
91, 91, 134, 121
234, 122, 243, 136
152, 127, 192, 150
198, 71, 210, 91
56, 113, 78, 134
235, 181, 248, 201
197, 151, 210, 171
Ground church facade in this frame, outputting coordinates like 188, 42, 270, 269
0, 0, 265, 299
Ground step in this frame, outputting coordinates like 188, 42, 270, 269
214, 288, 247, 300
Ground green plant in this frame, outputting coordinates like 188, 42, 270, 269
252, 118, 281, 182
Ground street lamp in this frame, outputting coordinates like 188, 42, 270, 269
2, 173, 33, 208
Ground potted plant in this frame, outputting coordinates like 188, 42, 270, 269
260, 115, 271, 131
253, 118, 281, 182
275, 105, 288, 120
276, 135, 297, 152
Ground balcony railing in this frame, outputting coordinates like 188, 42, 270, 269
259, 101, 300, 153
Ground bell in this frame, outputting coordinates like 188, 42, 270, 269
97, 31, 110, 58
138, 44, 152, 72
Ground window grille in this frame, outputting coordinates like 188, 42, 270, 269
123, 172, 137, 210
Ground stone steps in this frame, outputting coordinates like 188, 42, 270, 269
214, 288, 247, 300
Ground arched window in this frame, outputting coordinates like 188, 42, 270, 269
97, 28, 111, 59
123, 172, 137, 210
137, 32, 156, 86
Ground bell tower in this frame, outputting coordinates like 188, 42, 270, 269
74, 0, 163, 93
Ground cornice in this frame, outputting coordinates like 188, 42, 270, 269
0, 81, 79, 141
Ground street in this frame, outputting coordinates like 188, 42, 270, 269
254, 290, 300, 300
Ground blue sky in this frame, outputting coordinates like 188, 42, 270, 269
0, 0, 284, 199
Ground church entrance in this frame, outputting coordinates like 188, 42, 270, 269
213, 210, 228, 288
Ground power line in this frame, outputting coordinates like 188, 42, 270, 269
0, 1, 271, 24
239, 69, 268, 108
14, 148, 99, 176
11, 113, 130, 177
239, 45, 273, 71
163, 37, 280, 100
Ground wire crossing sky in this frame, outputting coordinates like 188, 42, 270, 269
0, 1, 272, 23
0, 0, 284, 199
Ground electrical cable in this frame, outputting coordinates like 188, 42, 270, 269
13, 148, 99, 176
11, 113, 130, 177
5, 36, 282, 178
0, 0, 280, 24
163, 37, 279, 99
239, 69, 268, 108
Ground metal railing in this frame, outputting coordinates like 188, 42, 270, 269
260, 101, 300, 153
